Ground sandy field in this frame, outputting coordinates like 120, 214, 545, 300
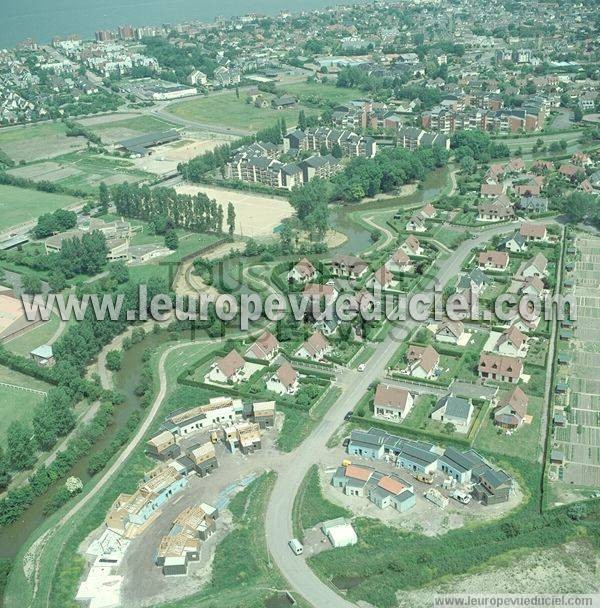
175, 183, 293, 238
131, 137, 233, 176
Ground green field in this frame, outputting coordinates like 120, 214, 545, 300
6, 151, 154, 195
473, 395, 543, 463
168, 91, 310, 132
82, 115, 175, 134
167, 82, 361, 132
0, 122, 87, 163
0, 185, 82, 231
283, 82, 363, 105
3, 316, 61, 357
0, 365, 51, 444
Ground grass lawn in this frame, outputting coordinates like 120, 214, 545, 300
0, 365, 51, 445
293, 465, 351, 539
0, 184, 82, 231
3, 315, 61, 357
473, 394, 543, 463
128, 232, 222, 284
82, 115, 175, 134
283, 82, 363, 106
167, 91, 317, 132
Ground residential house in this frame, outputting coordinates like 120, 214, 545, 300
372, 265, 393, 290
478, 250, 509, 271
478, 353, 523, 384
480, 182, 504, 198
406, 214, 427, 232
295, 332, 331, 361
519, 196, 548, 214
287, 258, 317, 283
520, 252, 548, 278
520, 222, 547, 242
499, 231, 528, 253
400, 235, 424, 256
245, 330, 279, 361
266, 362, 299, 396
302, 282, 338, 308
386, 249, 414, 273
431, 395, 474, 433
373, 384, 414, 421
331, 254, 369, 279
478, 195, 515, 221
207, 350, 247, 384
494, 386, 529, 429
458, 268, 490, 293
405, 345, 440, 379
146, 431, 181, 462
494, 326, 528, 357
435, 319, 465, 345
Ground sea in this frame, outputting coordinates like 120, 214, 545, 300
0, 0, 366, 48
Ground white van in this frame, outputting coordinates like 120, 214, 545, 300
288, 538, 304, 555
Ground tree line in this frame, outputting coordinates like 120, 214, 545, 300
111, 183, 225, 234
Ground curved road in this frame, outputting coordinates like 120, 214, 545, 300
265, 220, 528, 608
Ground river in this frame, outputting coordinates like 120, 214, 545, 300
0, 166, 449, 558
0, 331, 174, 559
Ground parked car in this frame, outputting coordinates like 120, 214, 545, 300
344, 411, 354, 421
357, 363, 366, 372
288, 538, 303, 555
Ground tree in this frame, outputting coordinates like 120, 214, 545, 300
298, 109, 307, 130
99, 182, 110, 214
165, 229, 179, 251
48, 270, 67, 293
573, 106, 583, 123
22, 273, 43, 295
106, 350, 123, 371
0, 448, 11, 490
109, 261, 129, 284
227, 202, 236, 238
443, 422, 456, 434
6, 421, 36, 470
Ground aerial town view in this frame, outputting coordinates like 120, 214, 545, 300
0, 0, 598, 607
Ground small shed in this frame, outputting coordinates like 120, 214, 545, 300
30, 344, 55, 367
321, 518, 357, 548
162, 556, 187, 576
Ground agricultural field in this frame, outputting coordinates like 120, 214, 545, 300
552, 235, 600, 487
0, 365, 51, 444
0, 185, 83, 232
7, 150, 154, 194
0, 122, 87, 163
175, 183, 293, 237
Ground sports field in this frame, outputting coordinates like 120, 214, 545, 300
76, 113, 178, 145
0, 365, 51, 445
175, 183, 293, 237
0, 184, 82, 232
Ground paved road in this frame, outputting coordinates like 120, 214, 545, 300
264, 221, 524, 608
